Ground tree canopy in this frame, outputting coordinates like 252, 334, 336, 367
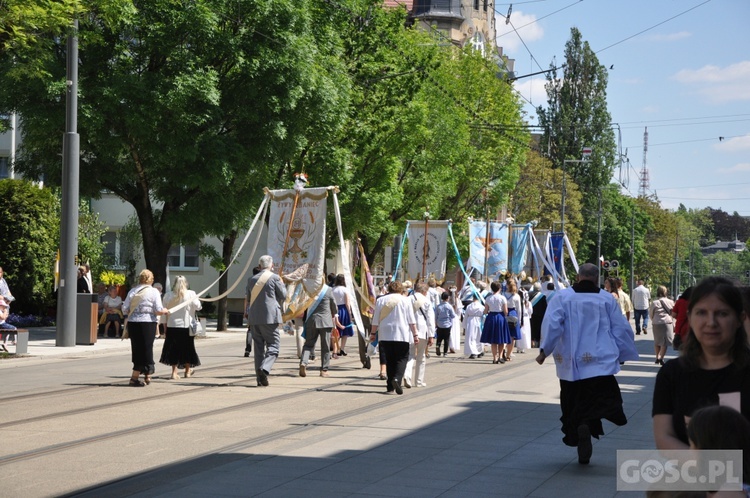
2, 0, 350, 286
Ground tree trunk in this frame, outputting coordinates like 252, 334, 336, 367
132, 192, 171, 289
216, 230, 238, 332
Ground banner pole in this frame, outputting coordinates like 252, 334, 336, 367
422, 212, 429, 281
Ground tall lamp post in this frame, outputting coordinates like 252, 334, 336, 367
56, 19, 80, 347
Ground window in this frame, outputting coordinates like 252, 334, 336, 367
474, 0, 480, 9
0, 157, 8, 179
484, 0, 488, 11
168, 244, 200, 270
101, 231, 131, 269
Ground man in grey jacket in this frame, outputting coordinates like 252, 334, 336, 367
299, 284, 338, 378
244, 255, 287, 386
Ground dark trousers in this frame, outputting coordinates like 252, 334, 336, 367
559, 375, 627, 446
634, 309, 649, 334
435, 327, 451, 354
379, 340, 409, 390
128, 321, 156, 375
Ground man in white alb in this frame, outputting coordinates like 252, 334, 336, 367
536, 263, 639, 464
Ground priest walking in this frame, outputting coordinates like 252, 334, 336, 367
536, 263, 639, 464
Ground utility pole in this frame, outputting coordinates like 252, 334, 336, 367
630, 211, 635, 298
597, 189, 602, 286
57, 19, 80, 347
561, 149, 591, 232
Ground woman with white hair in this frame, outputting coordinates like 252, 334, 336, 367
160, 276, 202, 379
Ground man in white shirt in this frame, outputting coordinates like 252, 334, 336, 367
632, 279, 651, 335
536, 263, 639, 464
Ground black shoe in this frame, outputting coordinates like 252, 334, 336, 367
391, 379, 403, 395
478, 352, 484, 358
340, 350, 347, 356
244, 351, 251, 357
435, 349, 441, 356
257, 370, 269, 387
577, 425, 592, 464
658, 359, 664, 366
469, 354, 477, 359
635, 332, 641, 335
654, 359, 660, 364
363, 356, 371, 369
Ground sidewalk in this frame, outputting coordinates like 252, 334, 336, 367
0, 320, 246, 363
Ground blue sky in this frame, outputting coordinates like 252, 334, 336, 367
495, 0, 750, 215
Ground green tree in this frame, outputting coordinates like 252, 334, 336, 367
536, 27, 617, 262
78, 201, 108, 286
2, 0, 350, 287
510, 147, 583, 248
0, 179, 59, 314
308, 4, 527, 263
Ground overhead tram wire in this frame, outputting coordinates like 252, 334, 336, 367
506, 17, 546, 74
623, 134, 746, 149
621, 119, 750, 130
594, 0, 712, 54
618, 113, 750, 125
495, 0, 584, 40
319, 0, 534, 150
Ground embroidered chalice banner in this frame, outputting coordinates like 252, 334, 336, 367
406, 220, 448, 281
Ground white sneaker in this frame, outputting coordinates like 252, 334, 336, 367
416, 382, 427, 388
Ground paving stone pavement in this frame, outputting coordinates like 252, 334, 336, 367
0, 322, 666, 497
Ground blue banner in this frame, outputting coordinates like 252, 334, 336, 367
486, 222, 509, 276
469, 221, 487, 275
471, 221, 508, 277
549, 232, 565, 274
510, 224, 530, 274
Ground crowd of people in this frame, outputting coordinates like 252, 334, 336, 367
4, 254, 750, 491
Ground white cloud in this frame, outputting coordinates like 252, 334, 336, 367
718, 163, 750, 173
715, 134, 750, 152
643, 31, 692, 42
672, 61, 750, 103
674, 61, 750, 84
495, 11, 543, 53
640, 105, 659, 114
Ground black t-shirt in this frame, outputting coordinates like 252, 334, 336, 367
652, 358, 750, 444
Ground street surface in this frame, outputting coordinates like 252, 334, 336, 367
0, 325, 662, 497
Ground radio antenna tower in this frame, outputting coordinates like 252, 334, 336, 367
638, 127, 650, 197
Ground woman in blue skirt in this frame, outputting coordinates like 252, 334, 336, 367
332, 274, 354, 356
504, 278, 522, 361
479, 280, 510, 364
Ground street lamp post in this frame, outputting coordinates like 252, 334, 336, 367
56, 20, 80, 347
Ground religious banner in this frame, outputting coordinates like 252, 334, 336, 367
469, 221, 508, 278
406, 220, 448, 281
487, 222, 509, 277
548, 232, 565, 274
267, 187, 329, 317
510, 224, 530, 274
